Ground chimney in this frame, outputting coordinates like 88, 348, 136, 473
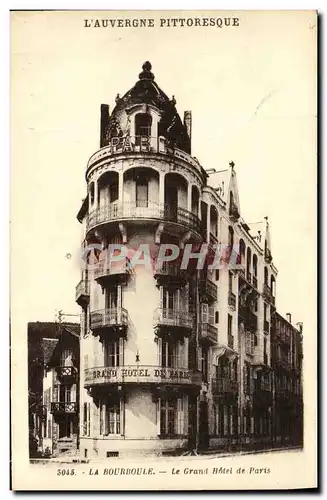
100, 104, 110, 148
184, 111, 192, 153
286, 313, 292, 324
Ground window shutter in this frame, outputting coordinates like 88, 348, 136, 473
120, 398, 125, 436
156, 398, 161, 435
208, 306, 215, 325
157, 338, 162, 366
201, 303, 209, 323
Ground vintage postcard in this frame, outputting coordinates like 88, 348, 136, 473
10, 10, 317, 491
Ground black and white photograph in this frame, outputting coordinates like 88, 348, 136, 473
11, 10, 317, 490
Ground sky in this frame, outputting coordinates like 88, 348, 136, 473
11, 10, 316, 332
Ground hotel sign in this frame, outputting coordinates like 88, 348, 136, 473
84, 365, 201, 387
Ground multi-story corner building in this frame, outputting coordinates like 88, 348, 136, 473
28, 322, 80, 458
76, 61, 303, 458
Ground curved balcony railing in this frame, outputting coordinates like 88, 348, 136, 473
86, 136, 202, 173
153, 262, 187, 286
90, 307, 128, 331
86, 202, 203, 236
154, 308, 193, 331
94, 259, 130, 282
84, 364, 202, 388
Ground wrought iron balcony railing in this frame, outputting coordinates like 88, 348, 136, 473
75, 279, 90, 306
51, 402, 78, 414
200, 278, 218, 303
94, 259, 130, 283
90, 307, 128, 333
84, 364, 202, 388
153, 262, 187, 287
154, 308, 193, 331
199, 323, 218, 345
86, 202, 203, 237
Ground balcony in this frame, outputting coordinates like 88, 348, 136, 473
199, 323, 218, 345
199, 278, 218, 303
94, 259, 129, 286
75, 279, 90, 307
90, 307, 128, 338
86, 136, 203, 174
264, 248, 273, 264
50, 402, 78, 415
86, 202, 203, 239
228, 291, 236, 310
55, 366, 77, 381
153, 262, 187, 288
263, 284, 275, 305
211, 377, 238, 398
84, 365, 202, 389
154, 308, 193, 337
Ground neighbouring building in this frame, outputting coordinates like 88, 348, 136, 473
28, 322, 80, 458
76, 61, 303, 458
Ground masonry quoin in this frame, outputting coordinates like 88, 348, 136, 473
84, 17, 240, 28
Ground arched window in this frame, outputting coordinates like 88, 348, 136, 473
253, 254, 258, 277
89, 182, 95, 205
135, 113, 152, 142
228, 226, 234, 249
239, 239, 246, 265
246, 247, 252, 278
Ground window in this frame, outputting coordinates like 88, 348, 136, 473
59, 385, 71, 402
264, 266, 268, 285
104, 340, 120, 367
60, 348, 73, 367
106, 287, 118, 309
109, 180, 118, 203
162, 288, 175, 310
264, 303, 267, 322
228, 314, 233, 336
215, 269, 220, 281
100, 402, 121, 436
136, 177, 148, 208
89, 182, 95, 205
161, 340, 178, 368
215, 311, 219, 324
135, 113, 152, 138
160, 398, 177, 436
264, 338, 268, 365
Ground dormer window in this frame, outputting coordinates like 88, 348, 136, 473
135, 113, 152, 145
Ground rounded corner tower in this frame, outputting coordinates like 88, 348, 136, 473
77, 62, 208, 459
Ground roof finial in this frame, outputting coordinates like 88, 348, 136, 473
229, 161, 235, 170
139, 61, 155, 81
